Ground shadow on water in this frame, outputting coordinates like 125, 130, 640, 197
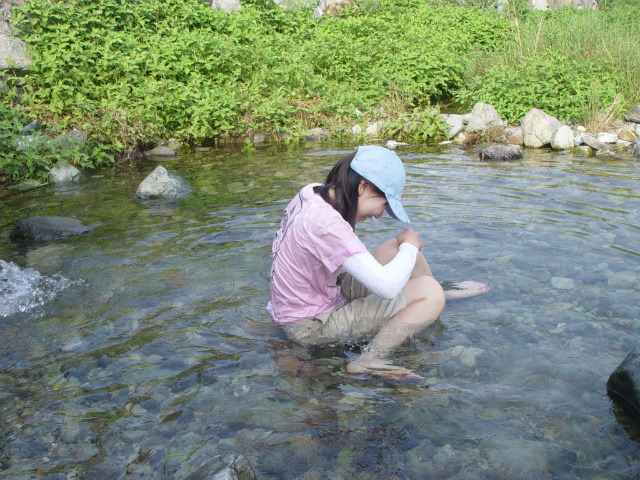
1, 143, 640, 479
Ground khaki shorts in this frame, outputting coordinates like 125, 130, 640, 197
281, 274, 407, 347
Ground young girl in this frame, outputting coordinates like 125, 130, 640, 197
267, 145, 488, 379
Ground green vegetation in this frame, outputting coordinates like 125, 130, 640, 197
459, 1, 640, 126
1, 0, 638, 184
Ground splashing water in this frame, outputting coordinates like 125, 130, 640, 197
0, 260, 76, 317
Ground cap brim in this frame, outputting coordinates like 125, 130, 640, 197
386, 196, 410, 223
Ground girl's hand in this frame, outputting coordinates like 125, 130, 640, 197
396, 228, 423, 251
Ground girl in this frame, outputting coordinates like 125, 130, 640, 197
267, 145, 488, 379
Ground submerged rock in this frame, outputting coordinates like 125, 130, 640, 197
607, 348, 640, 416
478, 143, 523, 161
10, 216, 92, 243
184, 454, 256, 480
134, 166, 192, 201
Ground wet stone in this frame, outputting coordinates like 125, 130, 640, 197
607, 271, 638, 289
9, 216, 92, 243
550, 277, 575, 290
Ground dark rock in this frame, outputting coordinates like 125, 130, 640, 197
478, 143, 523, 161
623, 106, 640, 123
607, 348, 640, 416
20, 120, 42, 135
632, 140, 640, 159
10, 216, 92, 243
55, 128, 88, 147
305, 127, 329, 142
184, 454, 256, 480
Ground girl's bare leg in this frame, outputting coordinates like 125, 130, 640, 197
345, 239, 488, 379
347, 275, 445, 379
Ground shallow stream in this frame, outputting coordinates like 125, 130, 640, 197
1, 144, 639, 479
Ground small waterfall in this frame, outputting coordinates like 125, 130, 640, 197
0, 260, 75, 317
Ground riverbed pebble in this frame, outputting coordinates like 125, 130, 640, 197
551, 277, 575, 290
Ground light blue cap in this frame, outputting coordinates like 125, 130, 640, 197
350, 145, 410, 223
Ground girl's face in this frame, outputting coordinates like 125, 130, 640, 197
356, 181, 388, 223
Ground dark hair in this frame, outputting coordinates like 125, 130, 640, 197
313, 151, 385, 229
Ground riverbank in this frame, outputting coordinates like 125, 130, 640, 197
2, 0, 639, 184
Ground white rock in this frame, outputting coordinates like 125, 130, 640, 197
521, 108, 561, 148
551, 125, 575, 150
385, 140, 408, 148
597, 132, 619, 143
617, 140, 632, 147
574, 134, 583, 145
466, 103, 504, 132
575, 125, 587, 133
636, 124, 640, 136
365, 122, 379, 136
445, 114, 464, 138
351, 125, 362, 135
210, 0, 241, 10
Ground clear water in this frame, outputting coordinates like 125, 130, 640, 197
1, 144, 639, 479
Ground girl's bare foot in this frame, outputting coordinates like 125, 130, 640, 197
444, 281, 490, 300
347, 357, 424, 380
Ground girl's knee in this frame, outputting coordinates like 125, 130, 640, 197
407, 276, 446, 311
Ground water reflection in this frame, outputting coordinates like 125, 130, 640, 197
0, 144, 639, 478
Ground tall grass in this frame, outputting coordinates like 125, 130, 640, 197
461, 1, 640, 128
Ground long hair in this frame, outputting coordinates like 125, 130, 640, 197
313, 151, 385, 229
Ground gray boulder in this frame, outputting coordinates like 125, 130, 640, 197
305, 127, 329, 142
0, 0, 31, 70
623, 106, 640, 123
632, 140, 640, 159
145, 145, 177, 159
49, 161, 81, 184
550, 125, 574, 150
466, 103, 504, 132
521, 108, 561, 148
10, 216, 92, 243
184, 455, 256, 480
582, 134, 606, 151
607, 348, 640, 416
134, 166, 192, 201
55, 128, 88, 147
479, 143, 523, 161
20, 120, 42, 135
444, 114, 464, 138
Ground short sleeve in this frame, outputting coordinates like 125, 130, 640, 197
304, 206, 368, 273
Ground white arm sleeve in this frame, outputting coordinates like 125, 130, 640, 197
342, 243, 418, 299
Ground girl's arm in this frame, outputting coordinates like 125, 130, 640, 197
341, 243, 418, 299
